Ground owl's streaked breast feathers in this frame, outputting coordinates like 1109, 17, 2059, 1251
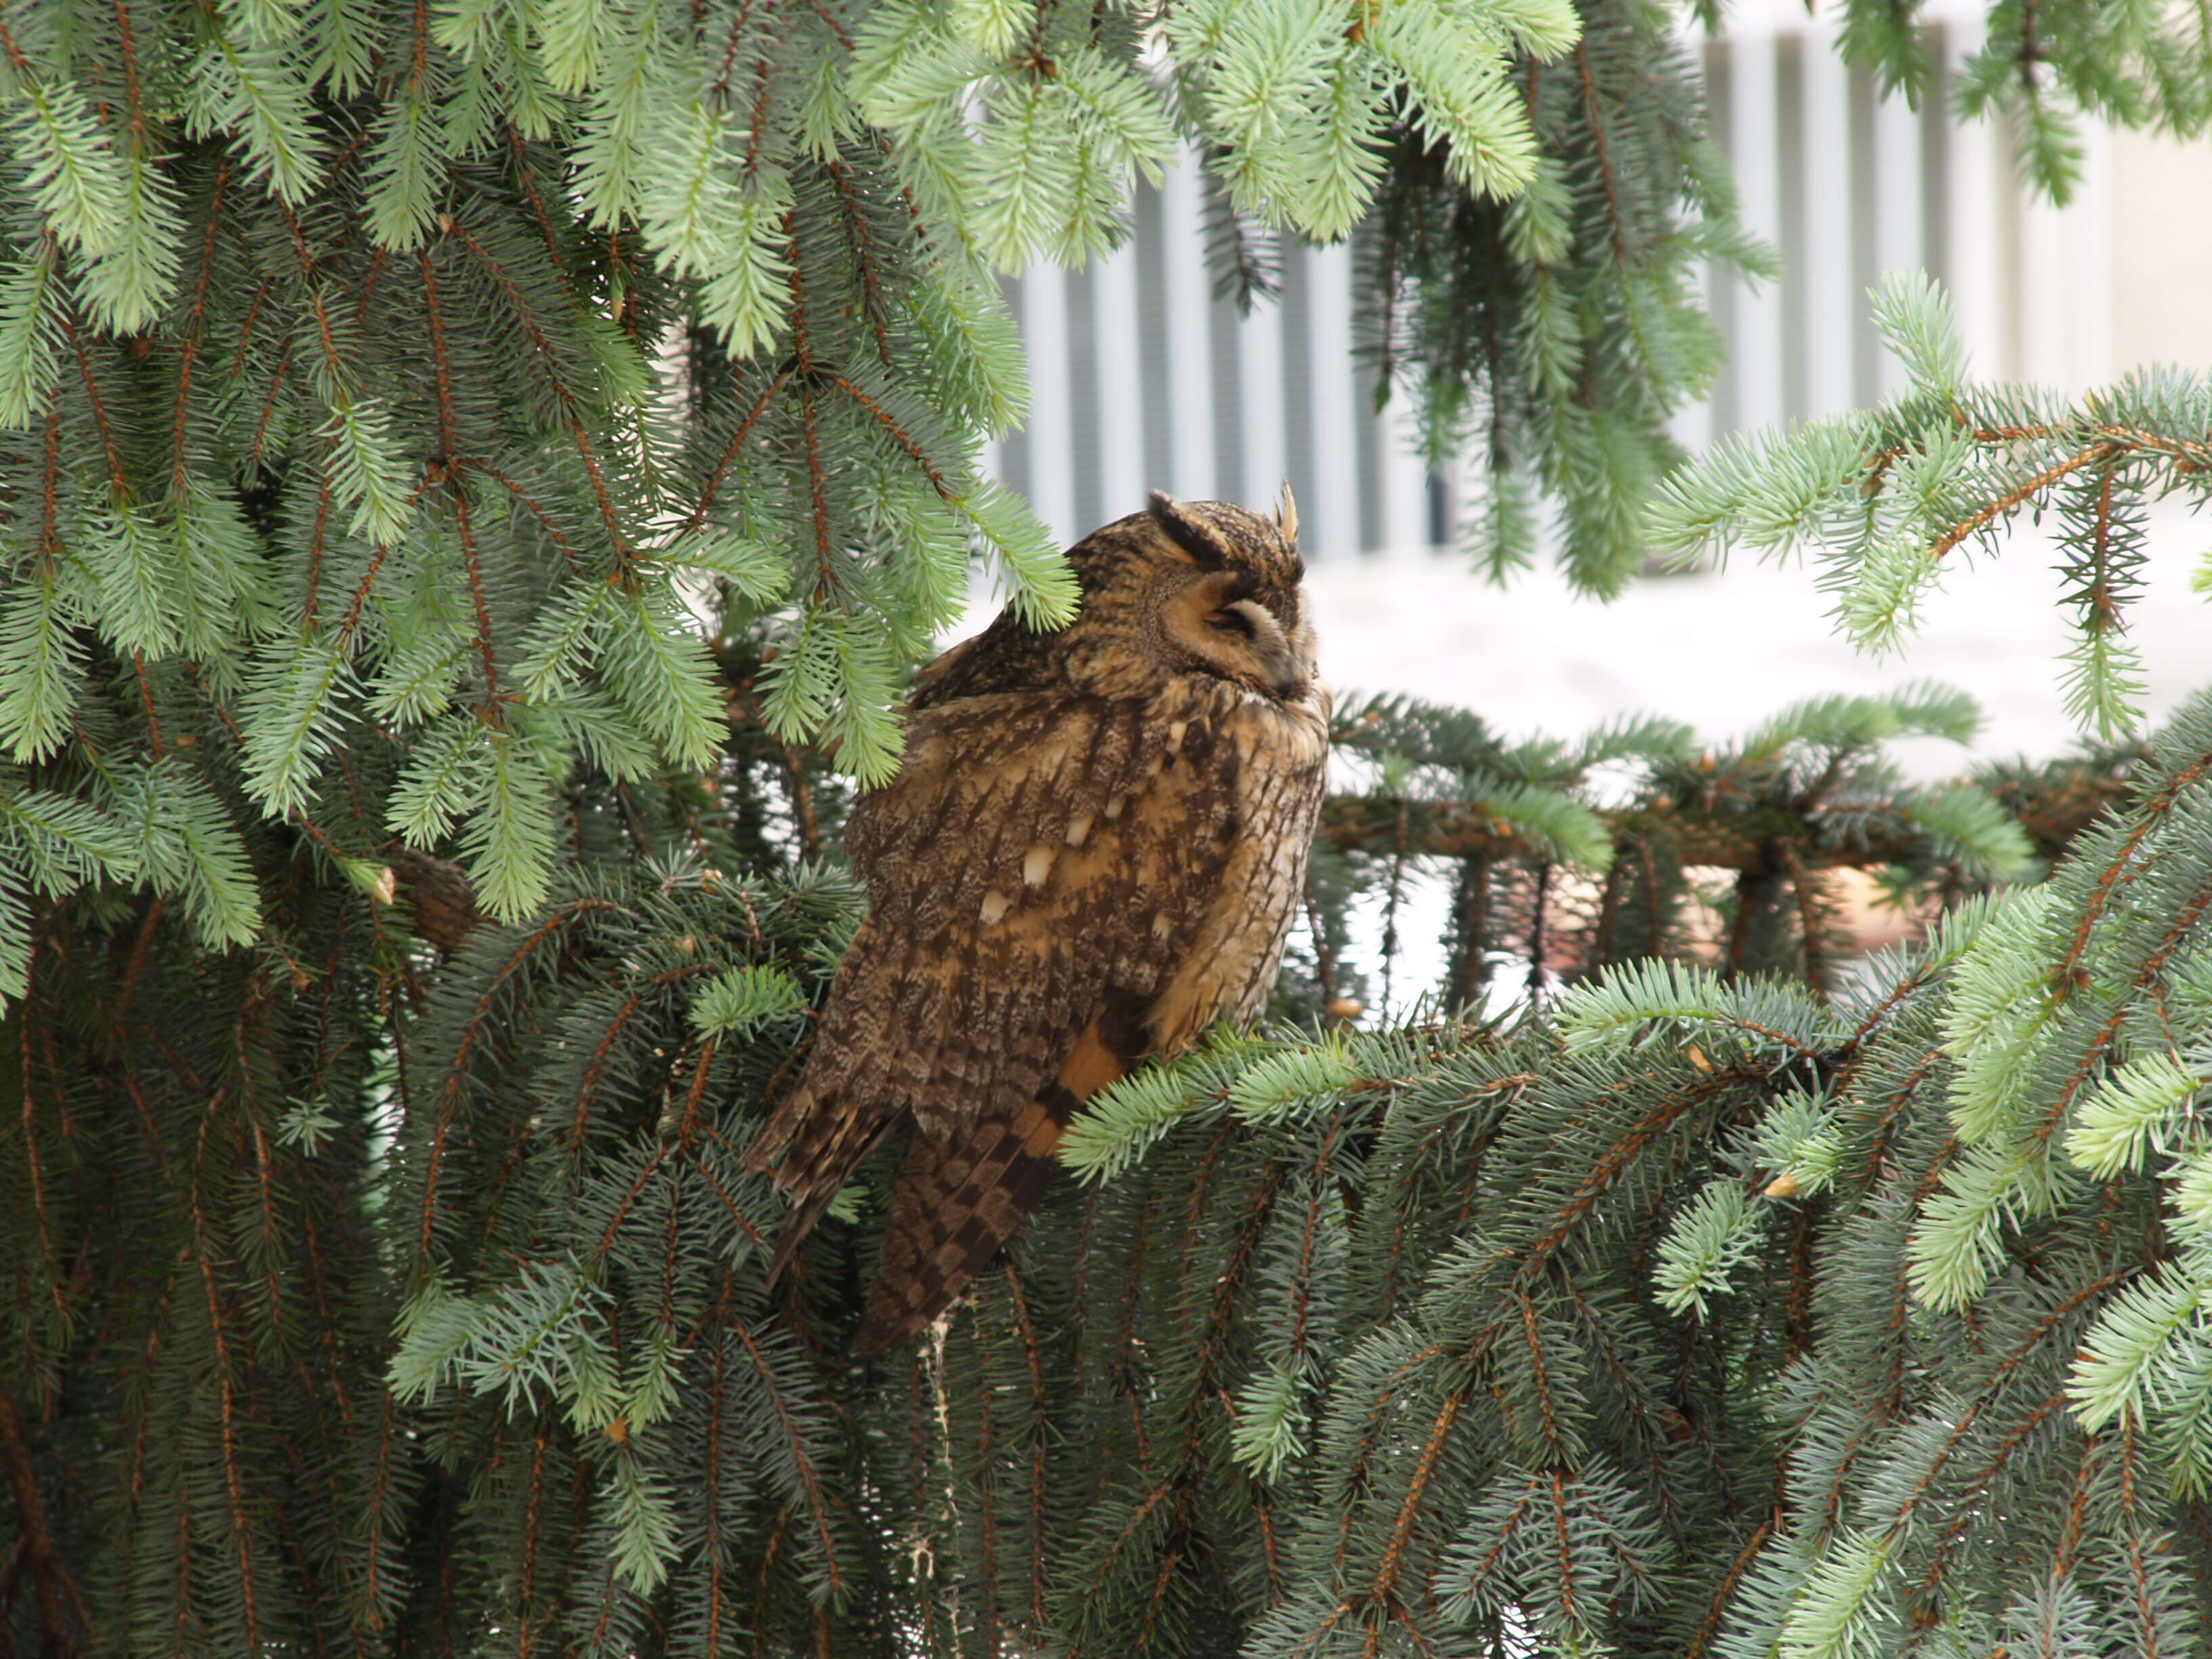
742, 492, 1329, 1355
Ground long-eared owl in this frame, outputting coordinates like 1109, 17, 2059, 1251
742, 492, 1330, 1355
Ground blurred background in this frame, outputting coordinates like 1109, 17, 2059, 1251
954, 0, 2212, 1000
962, 0, 2207, 765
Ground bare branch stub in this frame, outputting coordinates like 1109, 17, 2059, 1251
382, 846, 484, 953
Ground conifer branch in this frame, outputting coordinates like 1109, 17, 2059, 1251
1316, 775, 2116, 873
4, 0, 2211, 1649
370, 754, 2124, 956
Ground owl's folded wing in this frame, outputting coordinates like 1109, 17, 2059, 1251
742, 684, 1248, 1286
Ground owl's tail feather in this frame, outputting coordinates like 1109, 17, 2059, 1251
762, 1149, 873, 1286
743, 1086, 894, 1286
853, 1006, 1138, 1359
853, 1092, 1075, 1357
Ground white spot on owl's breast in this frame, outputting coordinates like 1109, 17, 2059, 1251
1166, 720, 1187, 755
979, 891, 1011, 926
1065, 812, 1094, 847
1022, 844, 1054, 887
1102, 796, 1126, 819
1151, 911, 1174, 942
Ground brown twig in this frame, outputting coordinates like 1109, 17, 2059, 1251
0, 1385, 86, 1656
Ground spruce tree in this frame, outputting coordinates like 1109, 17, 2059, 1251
2, 0, 2211, 1655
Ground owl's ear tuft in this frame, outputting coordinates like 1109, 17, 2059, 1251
1275, 482, 1298, 546
1147, 491, 1229, 569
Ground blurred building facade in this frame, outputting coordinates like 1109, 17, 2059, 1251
987, 0, 2212, 560
982, 186, 1433, 566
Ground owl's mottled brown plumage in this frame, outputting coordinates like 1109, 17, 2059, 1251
742, 493, 1329, 1355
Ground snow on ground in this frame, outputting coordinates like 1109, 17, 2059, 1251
1303, 511, 2209, 781
949, 506, 2212, 1011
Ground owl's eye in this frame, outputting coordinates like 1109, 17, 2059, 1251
1208, 608, 1256, 640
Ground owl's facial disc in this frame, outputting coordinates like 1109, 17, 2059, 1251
1162, 569, 1312, 701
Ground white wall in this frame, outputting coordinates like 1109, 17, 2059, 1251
1691, 0, 2121, 429
2108, 127, 2212, 377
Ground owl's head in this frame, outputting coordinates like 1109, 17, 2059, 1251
911, 491, 1319, 712
1062, 490, 1315, 704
